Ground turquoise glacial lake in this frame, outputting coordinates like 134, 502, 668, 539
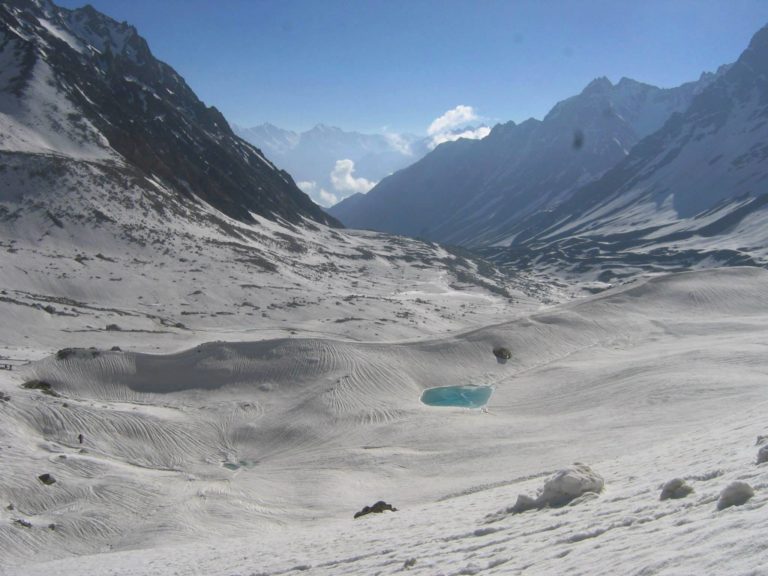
420, 385, 493, 409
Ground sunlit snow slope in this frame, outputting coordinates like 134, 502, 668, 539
1, 268, 766, 575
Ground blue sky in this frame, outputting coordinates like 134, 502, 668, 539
57, 0, 768, 135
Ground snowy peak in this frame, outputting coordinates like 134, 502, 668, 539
581, 75, 613, 94
723, 23, 768, 96
546, 73, 719, 140
308, 123, 344, 135
234, 123, 301, 155
4, 0, 142, 60
63, 4, 143, 57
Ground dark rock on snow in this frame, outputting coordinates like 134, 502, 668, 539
354, 500, 397, 519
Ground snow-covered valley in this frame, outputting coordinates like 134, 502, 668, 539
2, 267, 767, 575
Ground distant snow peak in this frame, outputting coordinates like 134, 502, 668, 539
582, 76, 614, 94
330, 159, 377, 194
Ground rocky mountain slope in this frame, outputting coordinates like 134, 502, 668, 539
0, 0, 336, 226
329, 73, 719, 245
486, 24, 768, 282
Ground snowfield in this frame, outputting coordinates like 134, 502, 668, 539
1, 267, 766, 575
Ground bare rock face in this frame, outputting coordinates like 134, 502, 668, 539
660, 478, 694, 500
717, 482, 754, 510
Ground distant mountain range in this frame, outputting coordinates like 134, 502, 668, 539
330, 26, 768, 279
234, 122, 490, 207
233, 123, 429, 206
329, 71, 725, 245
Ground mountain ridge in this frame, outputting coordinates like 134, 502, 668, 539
329, 70, 720, 245
0, 0, 338, 226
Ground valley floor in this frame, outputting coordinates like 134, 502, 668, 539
1, 267, 767, 575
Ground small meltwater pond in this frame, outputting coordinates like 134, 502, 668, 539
420, 385, 493, 409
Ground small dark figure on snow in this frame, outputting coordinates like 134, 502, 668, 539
78, 433, 84, 444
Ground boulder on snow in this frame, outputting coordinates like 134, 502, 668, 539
538, 463, 604, 508
510, 463, 604, 513
660, 478, 694, 500
492, 347, 512, 363
717, 481, 754, 510
38, 473, 56, 485
354, 500, 397, 519
757, 445, 768, 465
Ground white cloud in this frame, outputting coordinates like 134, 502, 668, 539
430, 126, 492, 148
383, 131, 413, 156
297, 180, 339, 207
427, 105, 478, 136
330, 159, 377, 194
426, 105, 490, 149
296, 180, 317, 194
318, 189, 339, 206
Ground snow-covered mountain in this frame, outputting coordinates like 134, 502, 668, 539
234, 123, 431, 206
0, 0, 539, 348
2, 2, 768, 574
0, 0, 336, 226
329, 73, 720, 244
485, 24, 768, 282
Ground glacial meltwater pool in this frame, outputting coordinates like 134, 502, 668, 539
420, 385, 493, 409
